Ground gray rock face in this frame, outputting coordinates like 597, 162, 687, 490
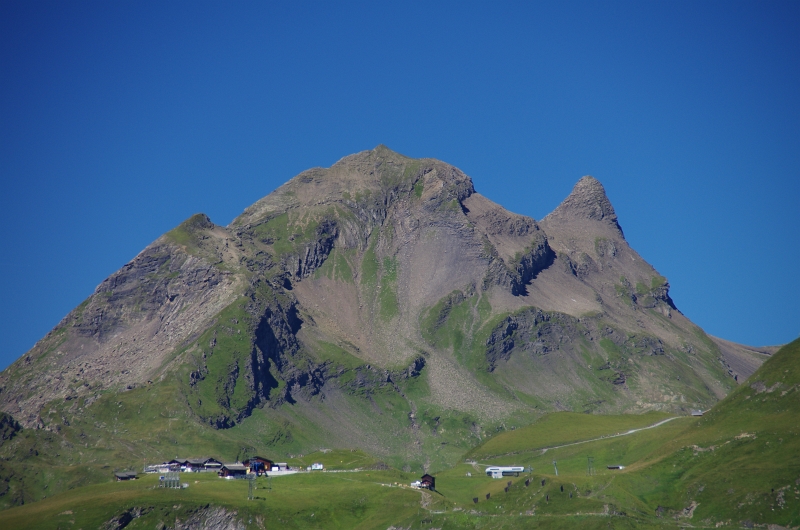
545, 175, 621, 232
0, 412, 21, 442
0, 228, 241, 427
174, 507, 246, 530
76, 243, 227, 340
100, 506, 246, 530
484, 308, 580, 371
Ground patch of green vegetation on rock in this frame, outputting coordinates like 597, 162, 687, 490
182, 298, 266, 426
251, 208, 336, 261
413, 180, 424, 198
310, 341, 362, 371
403, 159, 422, 182
651, 275, 667, 289
252, 212, 296, 255
164, 213, 213, 253
334, 249, 355, 283
438, 198, 462, 213
475, 293, 491, 321
614, 282, 632, 304
360, 236, 379, 287
314, 247, 354, 283
420, 290, 476, 352
353, 188, 371, 203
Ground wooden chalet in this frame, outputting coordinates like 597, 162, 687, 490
185, 458, 209, 471
167, 457, 223, 472
219, 463, 248, 478
203, 458, 222, 471
243, 456, 274, 475
167, 458, 189, 470
114, 471, 138, 481
420, 474, 436, 490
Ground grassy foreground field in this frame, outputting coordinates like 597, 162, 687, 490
0, 471, 424, 530
1, 338, 798, 528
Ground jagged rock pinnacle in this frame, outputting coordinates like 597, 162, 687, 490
544, 176, 622, 232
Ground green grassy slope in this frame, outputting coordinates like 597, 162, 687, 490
0, 471, 423, 530
612, 336, 800, 525
0, 333, 797, 530
434, 337, 800, 527
465, 411, 674, 461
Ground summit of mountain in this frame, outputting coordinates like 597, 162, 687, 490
543, 175, 620, 228
0, 146, 766, 478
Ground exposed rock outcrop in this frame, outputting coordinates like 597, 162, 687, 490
544, 175, 622, 233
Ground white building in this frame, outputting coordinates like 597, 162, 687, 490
485, 466, 524, 479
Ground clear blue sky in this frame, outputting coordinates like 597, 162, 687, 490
1, 1, 798, 370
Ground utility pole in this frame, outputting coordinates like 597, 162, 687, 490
553, 460, 558, 476
245, 451, 257, 501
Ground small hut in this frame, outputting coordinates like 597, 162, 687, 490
420, 474, 436, 490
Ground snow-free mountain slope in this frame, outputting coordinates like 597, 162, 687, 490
0, 147, 753, 466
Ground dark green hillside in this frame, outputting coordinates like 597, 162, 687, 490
613, 336, 800, 525
448, 338, 800, 527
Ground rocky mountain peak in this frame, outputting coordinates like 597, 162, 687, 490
233, 145, 475, 227
544, 175, 621, 232
0, 148, 750, 451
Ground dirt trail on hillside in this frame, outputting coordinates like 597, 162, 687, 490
539, 416, 680, 454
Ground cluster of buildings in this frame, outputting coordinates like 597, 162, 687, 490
144, 457, 223, 474
123, 456, 438, 490
131, 456, 322, 480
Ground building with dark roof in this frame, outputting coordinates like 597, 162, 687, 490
420, 474, 436, 490
219, 463, 248, 478
243, 456, 274, 475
